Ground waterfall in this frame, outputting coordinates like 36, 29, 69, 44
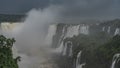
65, 25, 80, 38
0, 22, 22, 32
79, 24, 89, 35
111, 53, 120, 68
107, 26, 111, 33
0, 22, 59, 68
0, 22, 23, 36
62, 42, 67, 56
45, 24, 57, 45
102, 27, 105, 31
55, 25, 79, 54
55, 24, 90, 54
69, 42, 73, 57
12, 44, 19, 58
114, 28, 120, 35
76, 51, 86, 68
62, 41, 73, 57
76, 51, 82, 68
58, 25, 66, 45
0, 22, 23, 58
54, 26, 66, 53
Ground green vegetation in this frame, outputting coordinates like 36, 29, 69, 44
52, 19, 120, 68
56, 33, 110, 68
100, 19, 120, 27
96, 35, 120, 68
0, 35, 20, 68
57, 33, 120, 68
0, 14, 25, 22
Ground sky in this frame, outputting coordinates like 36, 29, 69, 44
0, 0, 120, 20
0, 0, 120, 67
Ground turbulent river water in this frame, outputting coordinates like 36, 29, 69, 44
0, 22, 59, 68
0, 22, 120, 68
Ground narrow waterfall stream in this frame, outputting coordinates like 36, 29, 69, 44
76, 51, 86, 68
111, 53, 120, 68
62, 41, 73, 57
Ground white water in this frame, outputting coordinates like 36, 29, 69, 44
0, 22, 23, 36
45, 24, 57, 45
0, 22, 59, 68
56, 25, 78, 54
0, 6, 60, 68
107, 26, 111, 33
79, 24, 89, 35
69, 42, 73, 57
114, 28, 120, 35
55, 24, 89, 54
65, 25, 80, 37
62, 41, 73, 57
58, 25, 66, 46
0, 22, 23, 59
54, 25, 66, 53
102, 27, 105, 31
76, 51, 86, 68
111, 53, 120, 68
62, 42, 67, 56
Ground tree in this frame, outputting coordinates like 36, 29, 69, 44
0, 35, 19, 68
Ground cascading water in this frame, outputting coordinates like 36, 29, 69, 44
111, 53, 120, 68
65, 25, 80, 37
107, 26, 111, 33
69, 42, 73, 57
58, 25, 66, 46
79, 24, 89, 35
62, 41, 73, 57
0, 22, 59, 68
45, 24, 57, 45
102, 27, 105, 31
55, 24, 88, 54
45, 23, 120, 68
76, 51, 86, 68
0, 22, 23, 58
76, 51, 82, 68
55, 25, 79, 53
114, 28, 120, 35
62, 42, 67, 56
0, 22, 22, 32
0, 22, 23, 36
54, 25, 66, 53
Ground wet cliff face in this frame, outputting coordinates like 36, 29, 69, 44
48, 19, 120, 68
50, 19, 120, 48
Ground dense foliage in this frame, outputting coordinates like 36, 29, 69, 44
0, 35, 20, 68
96, 35, 120, 68
55, 32, 120, 68
100, 19, 120, 27
0, 14, 25, 22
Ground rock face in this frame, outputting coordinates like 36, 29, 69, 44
0, 19, 120, 68
49, 19, 120, 48
47, 19, 120, 68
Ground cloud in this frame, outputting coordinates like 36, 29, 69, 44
0, 0, 120, 20
59, 0, 120, 20
0, 0, 50, 14
12, 5, 62, 68
1, 0, 120, 68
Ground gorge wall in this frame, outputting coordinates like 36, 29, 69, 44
47, 19, 120, 68
0, 19, 120, 68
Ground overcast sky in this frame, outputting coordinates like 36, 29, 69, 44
0, 0, 120, 20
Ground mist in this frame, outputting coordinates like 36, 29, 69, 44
11, 5, 62, 68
